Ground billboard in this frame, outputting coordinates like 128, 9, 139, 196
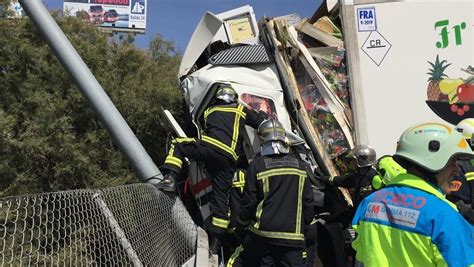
63, 0, 146, 32
0, 0, 25, 18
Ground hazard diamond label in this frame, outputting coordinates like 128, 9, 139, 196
361, 31, 392, 66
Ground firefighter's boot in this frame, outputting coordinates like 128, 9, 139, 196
209, 236, 223, 255
156, 172, 176, 192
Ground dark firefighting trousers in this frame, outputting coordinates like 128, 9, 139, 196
163, 138, 235, 235
228, 232, 306, 267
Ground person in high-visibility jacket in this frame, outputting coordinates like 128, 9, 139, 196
156, 85, 264, 252
352, 122, 474, 266
372, 155, 406, 190
448, 118, 474, 224
228, 118, 315, 266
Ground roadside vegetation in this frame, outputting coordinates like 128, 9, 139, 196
0, 13, 184, 196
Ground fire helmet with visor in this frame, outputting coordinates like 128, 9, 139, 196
258, 118, 289, 156
215, 85, 238, 103
348, 145, 377, 168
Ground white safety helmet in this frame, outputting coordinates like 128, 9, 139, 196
394, 122, 473, 172
456, 118, 474, 140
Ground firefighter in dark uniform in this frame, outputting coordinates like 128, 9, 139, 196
315, 145, 378, 267
449, 119, 474, 224
228, 118, 315, 266
156, 85, 264, 252
319, 145, 378, 208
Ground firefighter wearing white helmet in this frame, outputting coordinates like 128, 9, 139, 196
229, 118, 315, 266
448, 118, 474, 224
352, 122, 474, 266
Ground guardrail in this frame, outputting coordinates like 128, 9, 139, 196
0, 184, 197, 266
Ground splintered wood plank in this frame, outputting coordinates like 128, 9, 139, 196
286, 26, 354, 149
272, 19, 353, 207
296, 19, 344, 47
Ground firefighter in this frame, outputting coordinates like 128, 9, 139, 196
156, 85, 264, 253
449, 118, 474, 224
318, 145, 378, 208
228, 118, 315, 266
352, 122, 474, 266
315, 145, 378, 267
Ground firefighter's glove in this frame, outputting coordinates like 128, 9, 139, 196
258, 110, 269, 121
314, 170, 330, 185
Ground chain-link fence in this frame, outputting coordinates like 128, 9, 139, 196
0, 184, 197, 266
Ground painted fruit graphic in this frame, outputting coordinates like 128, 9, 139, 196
426, 55, 450, 101
439, 78, 463, 103
457, 83, 474, 103
426, 59, 474, 125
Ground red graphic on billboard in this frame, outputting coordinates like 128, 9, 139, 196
90, 0, 129, 6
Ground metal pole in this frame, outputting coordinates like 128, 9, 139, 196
19, 0, 162, 183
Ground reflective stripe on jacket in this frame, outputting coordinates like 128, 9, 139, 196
352, 173, 474, 267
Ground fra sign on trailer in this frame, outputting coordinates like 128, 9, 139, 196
63, 0, 146, 33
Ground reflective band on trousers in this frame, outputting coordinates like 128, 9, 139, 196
164, 141, 183, 169
165, 137, 196, 169
164, 156, 182, 169
212, 217, 230, 229
227, 245, 244, 267
172, 137, 195, 144
249, 226, 305, 241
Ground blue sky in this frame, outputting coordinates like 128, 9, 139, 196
43, 0, 323, 52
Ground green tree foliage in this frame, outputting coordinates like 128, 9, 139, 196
0, 14, 184, 196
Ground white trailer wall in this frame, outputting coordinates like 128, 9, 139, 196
342, 0, 474, 156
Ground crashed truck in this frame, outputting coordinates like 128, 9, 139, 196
164, 4, 355, 265
164, 0, 474, 264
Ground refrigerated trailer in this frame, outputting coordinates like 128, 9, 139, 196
341, 0, 474, 156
